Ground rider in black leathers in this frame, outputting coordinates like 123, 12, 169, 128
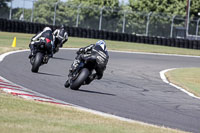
65, 40, 109, 87
28, 27, 54, 58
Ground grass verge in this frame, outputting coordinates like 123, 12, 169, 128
1, 31, 200, 56
165, 68, 200, 97
0, 31, 198, 133
0, 92, 188, 133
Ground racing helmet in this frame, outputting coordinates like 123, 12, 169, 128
43, 27, 52, 31
60, 24, 65, 29
96, 40, 107, 51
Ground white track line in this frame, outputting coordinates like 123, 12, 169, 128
0, 50, 29, 62
110, 49, 200, 100
160, 68, 200, 100
0, 76, 69, 105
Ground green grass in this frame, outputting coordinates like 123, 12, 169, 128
0, 32, 31, 53
165, 68, 200, 97
0, 92, 188, 133
0, 31, 199, 133
1, 31, 200, 56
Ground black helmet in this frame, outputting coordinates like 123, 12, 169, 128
60, 25, 65, 29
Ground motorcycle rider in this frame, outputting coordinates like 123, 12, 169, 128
28, 27, 54, 58
65, 40, 109, 88
53, 25, 68, 53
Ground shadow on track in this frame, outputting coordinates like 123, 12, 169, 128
52, 57, 73, 61
78, 89, 116, 96
37, 72, 63, 77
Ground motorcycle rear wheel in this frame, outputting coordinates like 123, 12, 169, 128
31, 52, 43, 73
70, 68, 90, 90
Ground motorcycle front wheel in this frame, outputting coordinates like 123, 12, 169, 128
70, 68, 90, 90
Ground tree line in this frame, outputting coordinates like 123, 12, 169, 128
1, 0, 200, 36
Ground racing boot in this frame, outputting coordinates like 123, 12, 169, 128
28, 49, 36, 59
64, 70, 73, 88
64, 79, 70, 88
49, 53, 53, 58
28, 44, 36, 59
48, 49, 54, 58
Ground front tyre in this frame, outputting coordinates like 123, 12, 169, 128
31, 52, 43, 73
64, 80, 70, 88
70, 68, 90, 90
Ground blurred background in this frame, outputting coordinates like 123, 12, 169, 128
1, 0, 200, 39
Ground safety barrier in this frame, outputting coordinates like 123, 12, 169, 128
0, 18, 200, 50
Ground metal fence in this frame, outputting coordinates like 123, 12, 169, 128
1, 0, 200, 39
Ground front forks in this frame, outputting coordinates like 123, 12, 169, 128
43, 55, 49, 64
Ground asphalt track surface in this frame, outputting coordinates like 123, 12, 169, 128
0, 49, 200, 133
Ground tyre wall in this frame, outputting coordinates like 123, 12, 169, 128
0, 18, 200, 50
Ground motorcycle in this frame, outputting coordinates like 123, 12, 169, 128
53, 42, 60, 54
64, 54, 97, 90
30, 38, 51, 73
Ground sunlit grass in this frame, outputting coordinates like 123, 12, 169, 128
1, 31, 200, 56
165, 68, 200, 97
0, 92, 188, 133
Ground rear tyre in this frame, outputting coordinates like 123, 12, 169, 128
70, 68, 90, 90
31, 52, 43, 73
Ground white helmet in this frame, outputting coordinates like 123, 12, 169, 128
43, 27, 52, 31
96, 40, 107, 51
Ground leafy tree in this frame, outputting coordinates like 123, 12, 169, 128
33, 0, 57, 24
70, 0, 119, 7
129, 0, 186, 16
0, 0, 11, 18
190, 0, 200, 18
127, 0, 186, 36
10, 0, 123, 31
55, 2, 78, 27
127, 0, 200, 36
66, 0, 122, 31
0, 0, 11, 8
129, 0, 200, 17
31, 0, 81, 26
12, 8, 32, 21
12, 0, 199, 36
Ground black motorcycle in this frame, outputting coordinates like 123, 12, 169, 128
65, 54, 97, 90
30, 38, 50, 73
53, 36, 64, 54
53, 39, 60, 54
